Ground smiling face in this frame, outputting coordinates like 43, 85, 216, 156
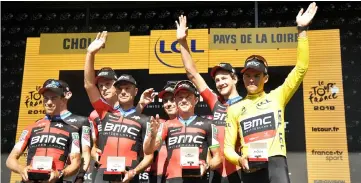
214, 70, 238, 96
43, 91, 66, 115
242, 68, 268, 94
175, 90, 198, 114
115, 82, 138, 105
162, 92, 177, 117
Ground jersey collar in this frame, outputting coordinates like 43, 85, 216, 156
45, 110, 72, 121
178, 115, 197, 126
226, 96, 243, 106
115, 106, 136, 117
246, 91, 266, 100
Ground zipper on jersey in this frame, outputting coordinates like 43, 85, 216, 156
45, 121, 52, 157
116, 115, 125, 157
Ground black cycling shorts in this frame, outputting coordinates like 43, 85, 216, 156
242, 156, 291, 183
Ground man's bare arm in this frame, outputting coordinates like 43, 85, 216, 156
63, 153, 81, 177
208, 148, 222, 170
6, 149, 28, 176
84, 31, 107, 103
176, 15, 209, 93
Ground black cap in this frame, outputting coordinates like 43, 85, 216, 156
113, 74, 137, 87
174, 80, 199, 96
158, 81, 177, 99
241, 55, 268, 74
58, 80, 71, 92
210, 63, 236, 78
38, 79, 68, 96
95, 67, 118, 84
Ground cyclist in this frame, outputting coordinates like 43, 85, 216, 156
144, 80, 222, 183
84, 31, 154, 183
148, 81, 178, 183
224, 3, 318, 183
6, 79, 82, 183
176, 15, 242, 183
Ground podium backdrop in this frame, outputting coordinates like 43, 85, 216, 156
11, 28, 349, 183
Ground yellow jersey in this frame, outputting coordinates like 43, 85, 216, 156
224, 37, 309, 166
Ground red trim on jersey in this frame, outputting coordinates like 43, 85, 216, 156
200, 88, 219, 111
121, 118, 141, 127
172, 127, 206, 135
92, 99, 113, 119
244, 130, 276, 144
39, 127, 69, 137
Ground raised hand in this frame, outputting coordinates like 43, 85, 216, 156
149, 114, 160, 138
139, 88, 156, 107
296, 2, 318, 27
175, 15, 188, 41
87, 31, 107, 54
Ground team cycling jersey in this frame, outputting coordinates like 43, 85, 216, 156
91, 99, 150, 183
14, 115, 80, 170
200, 88, 243, 183
148, 116, 220, 183
224, 37, 309, 165
61, 111, 91, 151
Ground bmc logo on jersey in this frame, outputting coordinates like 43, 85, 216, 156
168, 135, 205, 146
213, 111, 227, 121
30, 135, 67, 146
103, 122, 140, 137
241, 112, 276, 136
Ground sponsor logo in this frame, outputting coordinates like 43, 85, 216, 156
246, 60, 261, 67
33, 128, 44, 133
311, 150, 344, 162
55, 123, 63, 128
24, 85, 45, 115
119, 75, 130, 80
138, 172, 149, 180
98, 71, 108, 76
195, 121, 204, 126
30, 135, 67, 148
309, 81, 338, 110
256, 99, 271, 109
102, 122, 140, 139
312, 127, 339, 132
241, 112, 275, 134
169, 127, 182, 133
82, 126, 91, 142
72, 132, 80, 140
66, 118, 77, 123
213, 111, 227, 121
131, 116, 140, 120
155, 38, 204, 68
108, 115, 120, 120
168, 135, 205, 146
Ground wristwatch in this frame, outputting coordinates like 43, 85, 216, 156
297, 25, 309, 31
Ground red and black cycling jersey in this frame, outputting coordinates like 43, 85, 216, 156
61, 111, 91, 151
200, 88, 242, 183
14, 116, 80, 170
89, 110, 101, 142
92, 99, 150, 170
149, 116, 219, 183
